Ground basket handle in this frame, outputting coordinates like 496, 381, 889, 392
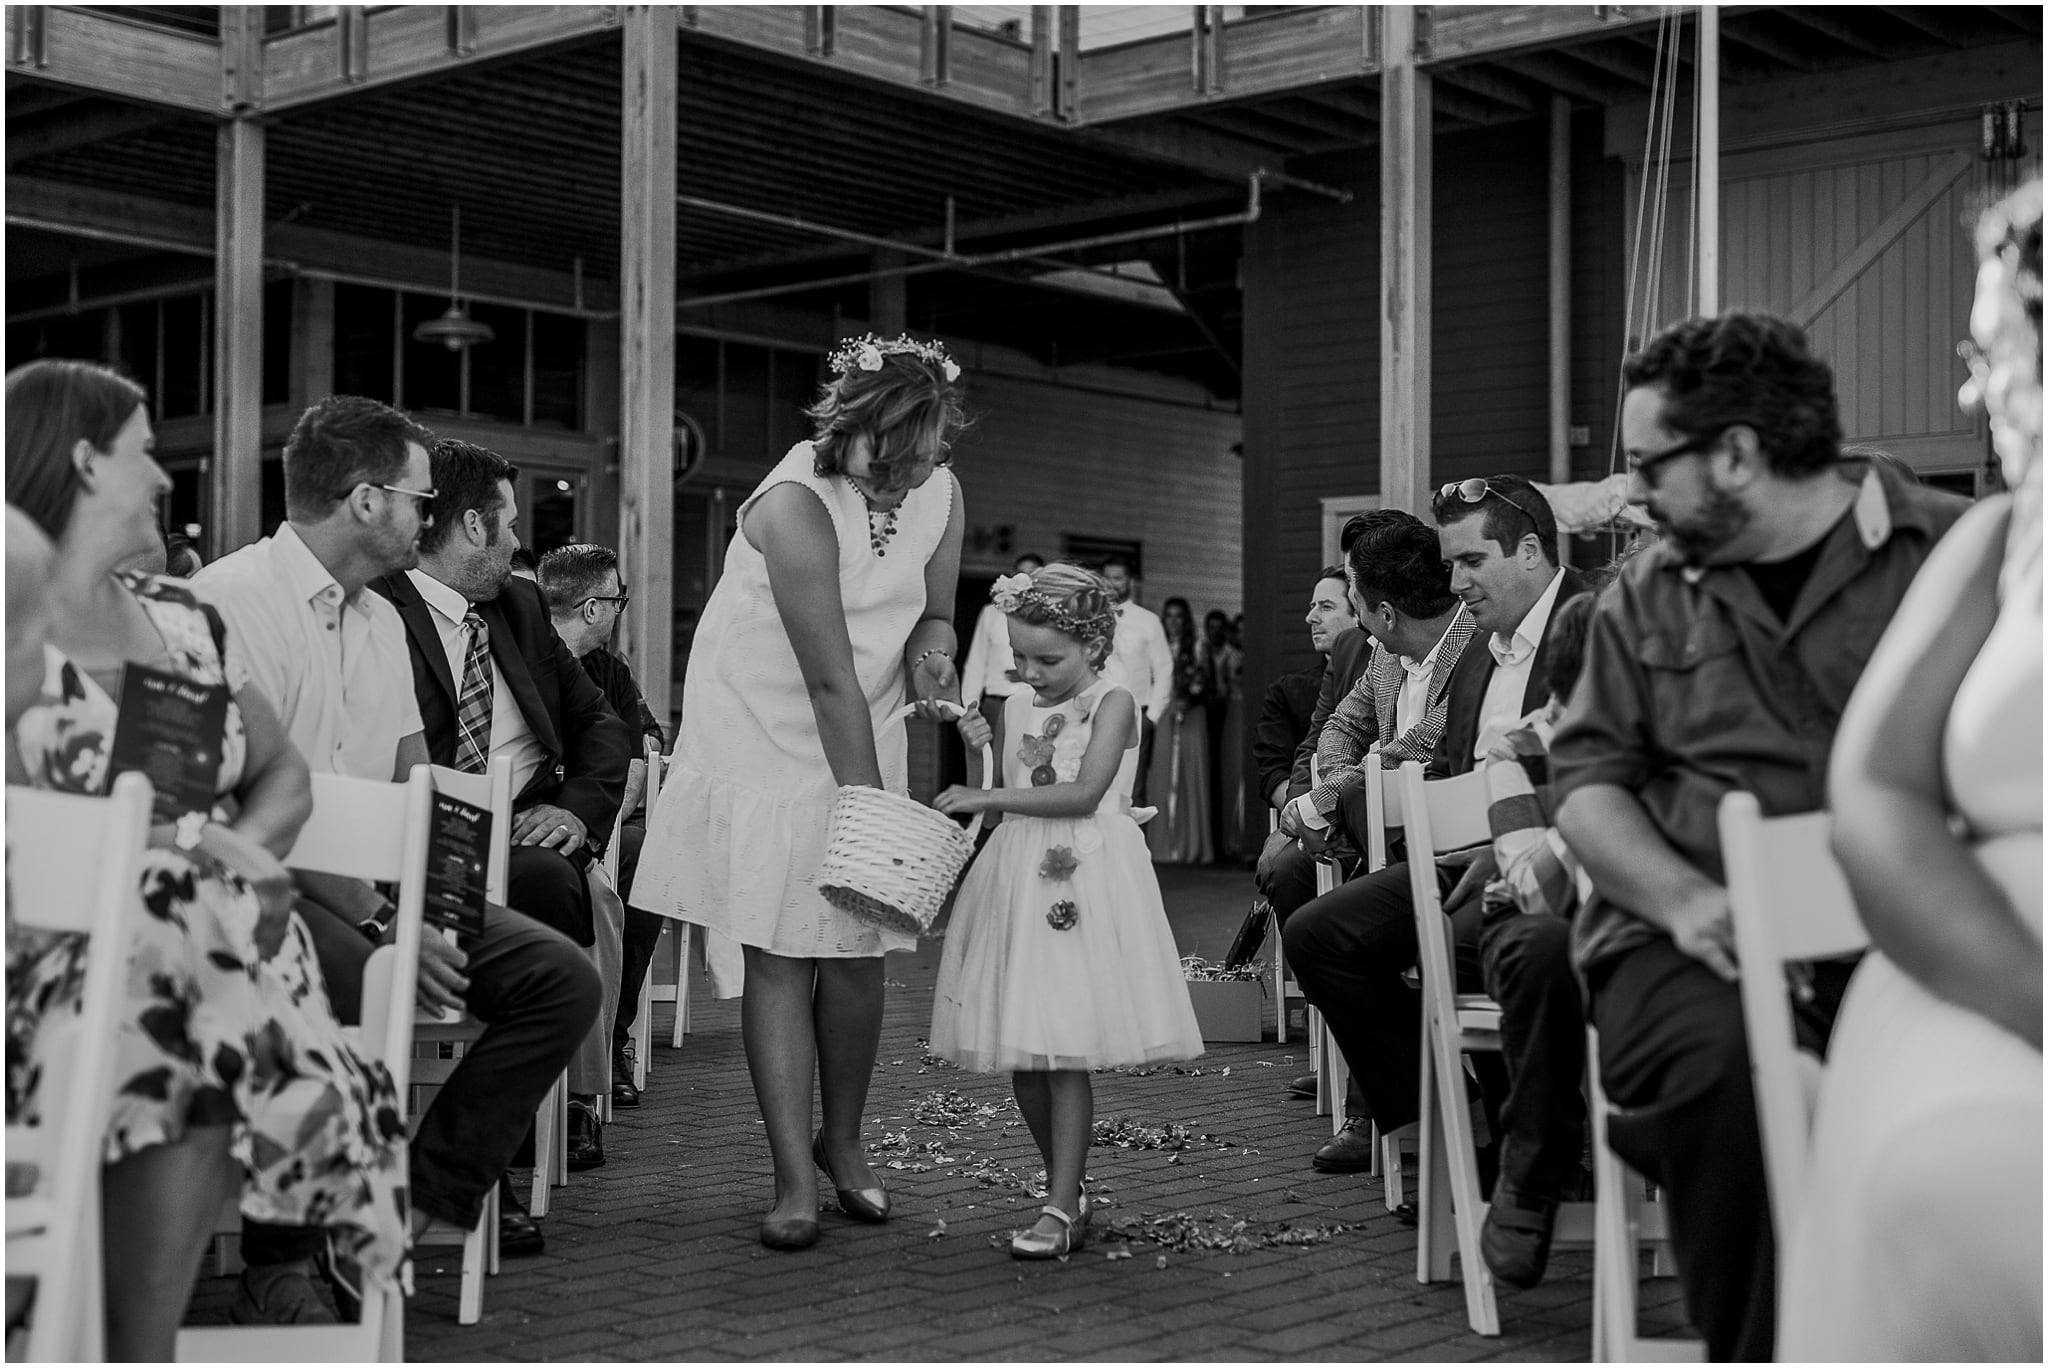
884, 699, 995, 843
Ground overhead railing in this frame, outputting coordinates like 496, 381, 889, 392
7, 5, 1672, 124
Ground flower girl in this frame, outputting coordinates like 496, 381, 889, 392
930, 563, 1203, 1259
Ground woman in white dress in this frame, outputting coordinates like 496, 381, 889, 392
633, 334, 967, 1250
1781, 178, 2042, 1361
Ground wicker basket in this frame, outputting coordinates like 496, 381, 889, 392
818, 701, 993, 937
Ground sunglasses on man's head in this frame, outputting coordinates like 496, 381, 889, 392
1436, 478, 1547, 536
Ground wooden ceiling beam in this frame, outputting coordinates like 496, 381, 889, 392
1232, 95, 1373, 145
260, 6, 624, 113
1984, 7, 2045, 37
1774, 8, 1892, 61
1719, 16, 1821, 72
1875, 6, 1979, 49
1429, 80, 1524, 128
1490, 50, 1628, 105
1548, 37, 1660, 88
1423, 5, 1666, 66
1075, 6, 1374, 125
1430, 64, 1539, 115
6, 99, 190, 166
1296, 84, 1379, 122
5, 173, 620, 312
5, 10, 218, 112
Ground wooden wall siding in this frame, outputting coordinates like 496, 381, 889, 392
958, 372, 1245, 618
1624, 118, 2031, 468
1241, 117, 1625, 692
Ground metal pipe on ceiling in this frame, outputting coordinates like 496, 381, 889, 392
677, 174, 1265, 311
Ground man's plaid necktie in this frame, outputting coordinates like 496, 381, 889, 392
453, 612, 493, 774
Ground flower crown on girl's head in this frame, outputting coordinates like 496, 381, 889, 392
827, 332, 962, 383
992, 565, 1118, 668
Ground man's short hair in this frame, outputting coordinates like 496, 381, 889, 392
1099, 552, 1134, 576
538, 543, 620, 615
1621, 311, 1843, 478
1430, 474, 1560, 566
1345, 509, 1457, 619
418, 439, 517, 556
282, 395, 436, 522
1316, 563, 1346, 587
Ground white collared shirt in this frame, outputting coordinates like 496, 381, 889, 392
191, 523, 423, 780
1111, 600, 1175, 721
1474, 567, 1567, 760
407, 569, 546, 797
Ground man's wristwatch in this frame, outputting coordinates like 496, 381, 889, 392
356, 895, 398, 945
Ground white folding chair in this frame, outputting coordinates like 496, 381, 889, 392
637, 747, 707, 1051
594, 755, 649, 1118
1718, 793, 1867, 1247
410, 759, 521, 1318
1398, 761, 1594, 1338
6, 773, 153, 1364
1357, 749, 1421, 1200
1589, 1024, 1698, 1362
177, 765, 435, 1362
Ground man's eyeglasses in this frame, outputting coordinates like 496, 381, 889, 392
584, 593, 631, 611
1436, 478, 1548, 538
1625, 427, 1726, 479
376, 482, 438, 504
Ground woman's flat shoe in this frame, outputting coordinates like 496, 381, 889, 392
813, 1134, 890, 1223
759, 1214, 820, 1251
1010, 1204, 1079, 1260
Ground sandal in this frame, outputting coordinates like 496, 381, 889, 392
1009, 1205, 1078, 1260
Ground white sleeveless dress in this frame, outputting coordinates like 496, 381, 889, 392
1777, 480, 2043, 1361
632, 442, 956, 995
929, 678, 1204, 1072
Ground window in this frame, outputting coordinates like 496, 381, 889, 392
333, 282, 398, 403
529, 311, 583, 430
158, 294, 207, 419
330, 283, 583, 429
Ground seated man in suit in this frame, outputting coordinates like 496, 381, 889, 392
538, 542, 669, 1110
1266, 511, 1478, 1138
373, 439, 635, 1173
195, 396, 600, 1313
1282, 477, 1591, 1181
1252, 565, 1355, 819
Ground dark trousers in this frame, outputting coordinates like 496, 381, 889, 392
1253, 830, 1322, 923
1477, 911, 1586, 1202
611, 822, 662, 1048
1132, 714, 1157, 806
1280, 860, 1505, 1137
244, 897, 601, 1260
509, 842, 595, 947
1588, 937, 1849, 1363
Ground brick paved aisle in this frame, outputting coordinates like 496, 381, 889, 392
394, 866, 1685, 1361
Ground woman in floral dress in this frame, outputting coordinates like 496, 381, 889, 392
5, 360, 404, 1359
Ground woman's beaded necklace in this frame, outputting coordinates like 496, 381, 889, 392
852, 478, 902, 556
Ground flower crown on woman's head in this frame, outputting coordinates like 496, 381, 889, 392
827, 332, 961, 383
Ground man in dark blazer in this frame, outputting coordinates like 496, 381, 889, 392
372, 443, 633, 950
375, 439, 635, 1170
1283, 477, 1591, 1180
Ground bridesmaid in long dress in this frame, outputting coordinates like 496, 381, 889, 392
1779, 178, 2042, 1361
1144, 597, 1212, 864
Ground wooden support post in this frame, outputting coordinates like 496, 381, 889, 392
1379, 4, 1431, 516
921, 6, 953, 88
338, 6, 368, 83
1056, 6, 1080, 122
1697, 4, 1719, 314
212, 115, 264, 556
1029, 6, 1052, 115
1548, 94, 1571, 489
1193, 6, 1223, 95
619, 5, 677, 726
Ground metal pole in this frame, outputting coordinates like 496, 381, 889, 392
1697, 4, 1719, 314
1548, 94, 1572, 491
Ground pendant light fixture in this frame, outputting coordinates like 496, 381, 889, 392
413, 204, 494, 352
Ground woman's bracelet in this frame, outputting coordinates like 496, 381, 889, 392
913, 648, 953, 672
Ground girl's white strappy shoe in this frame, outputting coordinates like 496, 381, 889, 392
1010, 1204, 1081, 1260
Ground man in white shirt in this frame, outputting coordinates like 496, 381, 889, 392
959, 551, 1045, 723
193, 396, 600, 1315
1100, 553, 1174, 803
1281, 477, 1590, 1181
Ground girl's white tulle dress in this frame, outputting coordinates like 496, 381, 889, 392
930, 678, 1204, 1072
